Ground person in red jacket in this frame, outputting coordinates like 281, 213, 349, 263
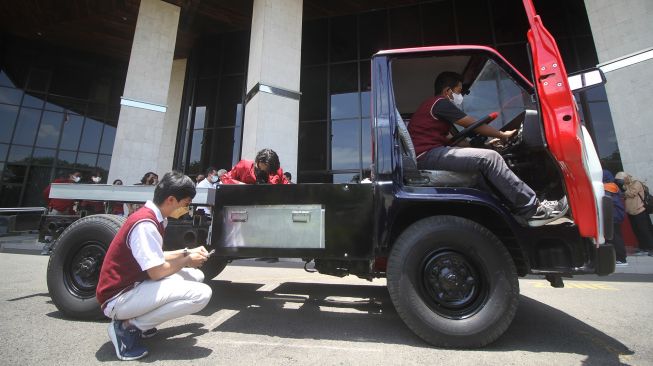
42, 171, 81, 214
221, 148, 290, 185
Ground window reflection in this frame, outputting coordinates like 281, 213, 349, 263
57, 150, 77, 166
331, 92, 360, 119
0, 104, 19, 143
0, 144, 8, 161
76, 152, 97, 167
21, 92, 45, 109
0, 86, 23, 105
12, 108, 40, 145
100, 125, 116, 155
463, 60, 534, 129
0, 70, 16, 88
32, 148, 56, 161
59, 114, 83, 150
331, 119, 361, 170
7, 145, 32, 163
36, 111, 63, 148
79, 118, 102, 153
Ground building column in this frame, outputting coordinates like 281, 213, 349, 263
584, 0, 653, 183
242, 0, 303, 178
108, 0, 181, 184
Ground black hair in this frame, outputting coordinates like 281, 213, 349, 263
140, 171, 158, 185
433, 71, 463, 95
153, 171, 196, 205
255, 148, 280, 173
284, 172, 292, 180
205, 166, 217, 176
112, 179, 123, 185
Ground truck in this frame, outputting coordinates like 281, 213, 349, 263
40, 0, 615, 348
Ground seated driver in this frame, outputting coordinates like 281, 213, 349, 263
407, 71, 566, 226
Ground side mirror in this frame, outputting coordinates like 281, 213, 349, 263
568, 68, 606, 92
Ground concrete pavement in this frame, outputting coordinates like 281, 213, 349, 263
0, 252, 652, 365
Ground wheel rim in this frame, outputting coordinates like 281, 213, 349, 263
419, 249, 488, 319
63, 242, 106, 298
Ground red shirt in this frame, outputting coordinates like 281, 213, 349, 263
408, 96, 452, 156
221, 160, 289, 185
42, 178, 76, 214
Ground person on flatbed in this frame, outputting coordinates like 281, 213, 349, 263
221, 148, 290, 185
408, 71, 567, 227
96, 171, 212, 361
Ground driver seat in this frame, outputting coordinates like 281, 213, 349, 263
395, 109, 478, 187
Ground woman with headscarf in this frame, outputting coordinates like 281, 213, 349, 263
615, 171, 653, 256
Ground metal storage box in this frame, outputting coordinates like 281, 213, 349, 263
221, 205, 325, 249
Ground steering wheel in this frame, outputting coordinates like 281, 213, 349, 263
448, 112, 498, 146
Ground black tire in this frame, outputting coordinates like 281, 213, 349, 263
46, 214, 125, 320
387, 215, 519, 348
200, 255, 228, 282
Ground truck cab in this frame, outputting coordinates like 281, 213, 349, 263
42, 0, 615, 348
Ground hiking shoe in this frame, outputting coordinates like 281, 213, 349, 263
141, 328, 157, 339
108, 319, 148, 361
615, 261, 629, 266
528, 199, 569, 227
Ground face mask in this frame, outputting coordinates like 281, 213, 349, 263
452, 92, 464, 109
72, 176, 81, 183
91, 177, 101, 183
169, 205, 190, 219
210, 175, 219, 183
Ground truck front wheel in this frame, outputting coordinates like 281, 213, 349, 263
387, 216, 519, 348
46, 214, 125, 320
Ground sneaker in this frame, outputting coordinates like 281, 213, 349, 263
615, 260, 629, 266
141, 328, 157, 339
634, 250, 649, 256
107, 319, 148, 361
541, 197, 568, 215
528, 199, 569, 227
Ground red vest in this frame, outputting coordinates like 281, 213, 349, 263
408, 96, 450, 156
96, 206, 165, 307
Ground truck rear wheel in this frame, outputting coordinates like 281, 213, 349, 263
46, 214, 125, 320
387, 215, 519, 348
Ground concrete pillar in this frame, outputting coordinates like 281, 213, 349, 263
108, 0, 181, 184
584, 0, 653, 184
242, 0, 303, 178
156, 58, 187, 175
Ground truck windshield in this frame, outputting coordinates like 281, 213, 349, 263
461, 59, 535, 129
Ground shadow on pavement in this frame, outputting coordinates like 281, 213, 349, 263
490, 296, 633, 365
525, 273, 653, 283
95, 323, 212, 362
199, 280, 633, 363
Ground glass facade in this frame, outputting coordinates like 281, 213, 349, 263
175, 0, 620, 183
0, 35, 126, 207
294, 0, 615, 183
175, 32, 250, 176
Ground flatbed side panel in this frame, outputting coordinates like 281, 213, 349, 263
47, 184, 216, 205
212, 184, 374, 258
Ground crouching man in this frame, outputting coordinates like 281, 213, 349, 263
96, 171, 212, 361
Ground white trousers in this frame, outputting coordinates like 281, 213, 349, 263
107, 268, 212, 331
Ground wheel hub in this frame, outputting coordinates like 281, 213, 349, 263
421, 250, 485, 317
66, 242, 106, 295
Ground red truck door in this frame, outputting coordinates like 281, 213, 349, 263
522, 0, 606, 244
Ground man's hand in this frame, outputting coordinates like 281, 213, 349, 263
499, 129, 517, 141
186, 252, 208, 268
190, 246, 209, 256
